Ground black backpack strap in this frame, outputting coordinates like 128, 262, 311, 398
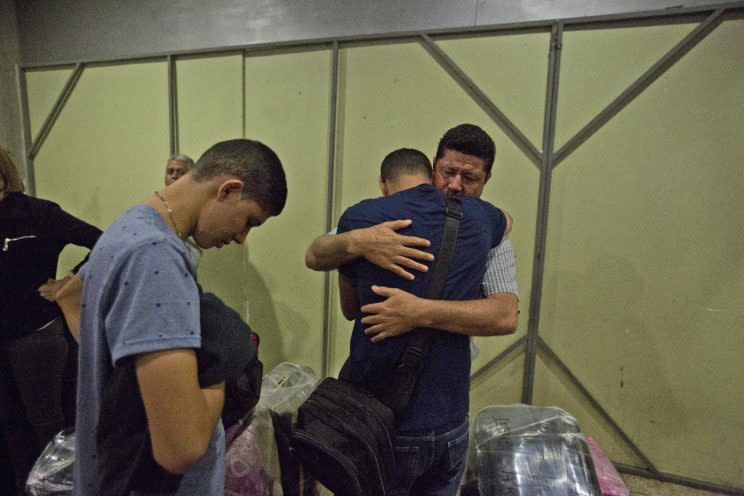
379, 196, 463, 415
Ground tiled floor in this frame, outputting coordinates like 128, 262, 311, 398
320, 473, 735, 495
625, 474, 730, 496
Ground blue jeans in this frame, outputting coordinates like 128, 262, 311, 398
389, 419, 469, 496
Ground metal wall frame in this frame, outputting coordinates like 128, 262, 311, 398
16, 4, 744, 494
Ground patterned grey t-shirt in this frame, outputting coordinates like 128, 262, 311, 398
75, 205, 224, 496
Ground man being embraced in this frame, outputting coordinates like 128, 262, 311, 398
335, 148, 511, 495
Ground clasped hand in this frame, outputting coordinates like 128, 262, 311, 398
361, 285, 428, 343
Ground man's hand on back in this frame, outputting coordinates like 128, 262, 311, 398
360, 285, 427, 342
305, 219, 433, 279
352, 220, 433, 280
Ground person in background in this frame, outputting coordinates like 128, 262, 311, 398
164, 153, 203, 271
0, 145, 102, 495
75, 139, 287, 495
164, 153, 195, 187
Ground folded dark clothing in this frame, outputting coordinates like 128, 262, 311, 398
96, 291, 261, 495
196, 292, 257, 388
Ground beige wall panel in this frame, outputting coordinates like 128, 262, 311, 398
174, 54, 244, 315
176, 53, 244, 160
333, 40, 539, 389
533, 356, 644, 466
469, 351, 525, 416
555, 23, 694, 149
241, 47, 331, 374
32, 62, 169, 275
540, 20, 744, 485
26, 67, 72, 139
438, 32, 550, 149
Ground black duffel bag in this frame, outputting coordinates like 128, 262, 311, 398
291, 198, 463, 496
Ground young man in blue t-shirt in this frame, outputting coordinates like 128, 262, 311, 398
73, 139, 287, 496
336, 148, 511, 495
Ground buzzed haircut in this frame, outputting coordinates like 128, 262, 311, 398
435, 124, 496, 175
380, 148, 433, 182
192, 139, 287, 216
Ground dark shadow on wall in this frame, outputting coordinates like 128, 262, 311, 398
198, 244, 283, 372
244, 259, 322, 374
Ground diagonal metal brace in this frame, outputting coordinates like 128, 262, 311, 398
28, 63, 85, 160
470, 336, 526, 383
419, 33, 543, 169
538, 338, 657, 472
553, 9, 725, 169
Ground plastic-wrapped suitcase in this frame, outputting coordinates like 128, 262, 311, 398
26, 429, 75, 496
472, 405, 602, 496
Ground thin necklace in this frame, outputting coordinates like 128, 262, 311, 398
154, 191, 184, 239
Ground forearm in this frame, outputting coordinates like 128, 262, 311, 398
161, 384, 223, 474
305, 232, 358, 271
136, 350, 225, 474
198, 383, 225, 442
415, 293, 518, 336
55, 274, 83, 340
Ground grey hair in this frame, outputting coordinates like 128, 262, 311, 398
168, 153, 195, 169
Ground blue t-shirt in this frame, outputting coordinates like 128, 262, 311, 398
75, 205, 225, 496
337, 184, 507, 433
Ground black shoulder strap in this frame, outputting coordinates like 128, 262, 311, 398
408, 196, 462, 347
378, 196, 463, 415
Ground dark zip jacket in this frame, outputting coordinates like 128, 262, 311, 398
0, 192, 101, 339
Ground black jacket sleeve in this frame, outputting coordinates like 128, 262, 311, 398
44, 201, 102, 273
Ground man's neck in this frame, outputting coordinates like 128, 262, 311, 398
145, 177, 206, 239
387, 175, 430, 195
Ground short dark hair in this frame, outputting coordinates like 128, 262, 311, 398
192, 139, 287, 216
380, 148, 432, 182
434, 124, 495, 175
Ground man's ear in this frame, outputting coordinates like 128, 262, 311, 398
217, 178, 245, 201
483, 172, 492, 185
378, 176, 389, 197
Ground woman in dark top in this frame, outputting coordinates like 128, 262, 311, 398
0, 146, 102, 494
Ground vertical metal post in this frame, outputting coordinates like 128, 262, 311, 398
15, 66, 34, 195
241, 51, 246, 138
521, 21, 563, 404
321, 40, 340, 377
167, 55, 178, 154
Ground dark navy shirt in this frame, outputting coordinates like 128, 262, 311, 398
337, 184, 507, 433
